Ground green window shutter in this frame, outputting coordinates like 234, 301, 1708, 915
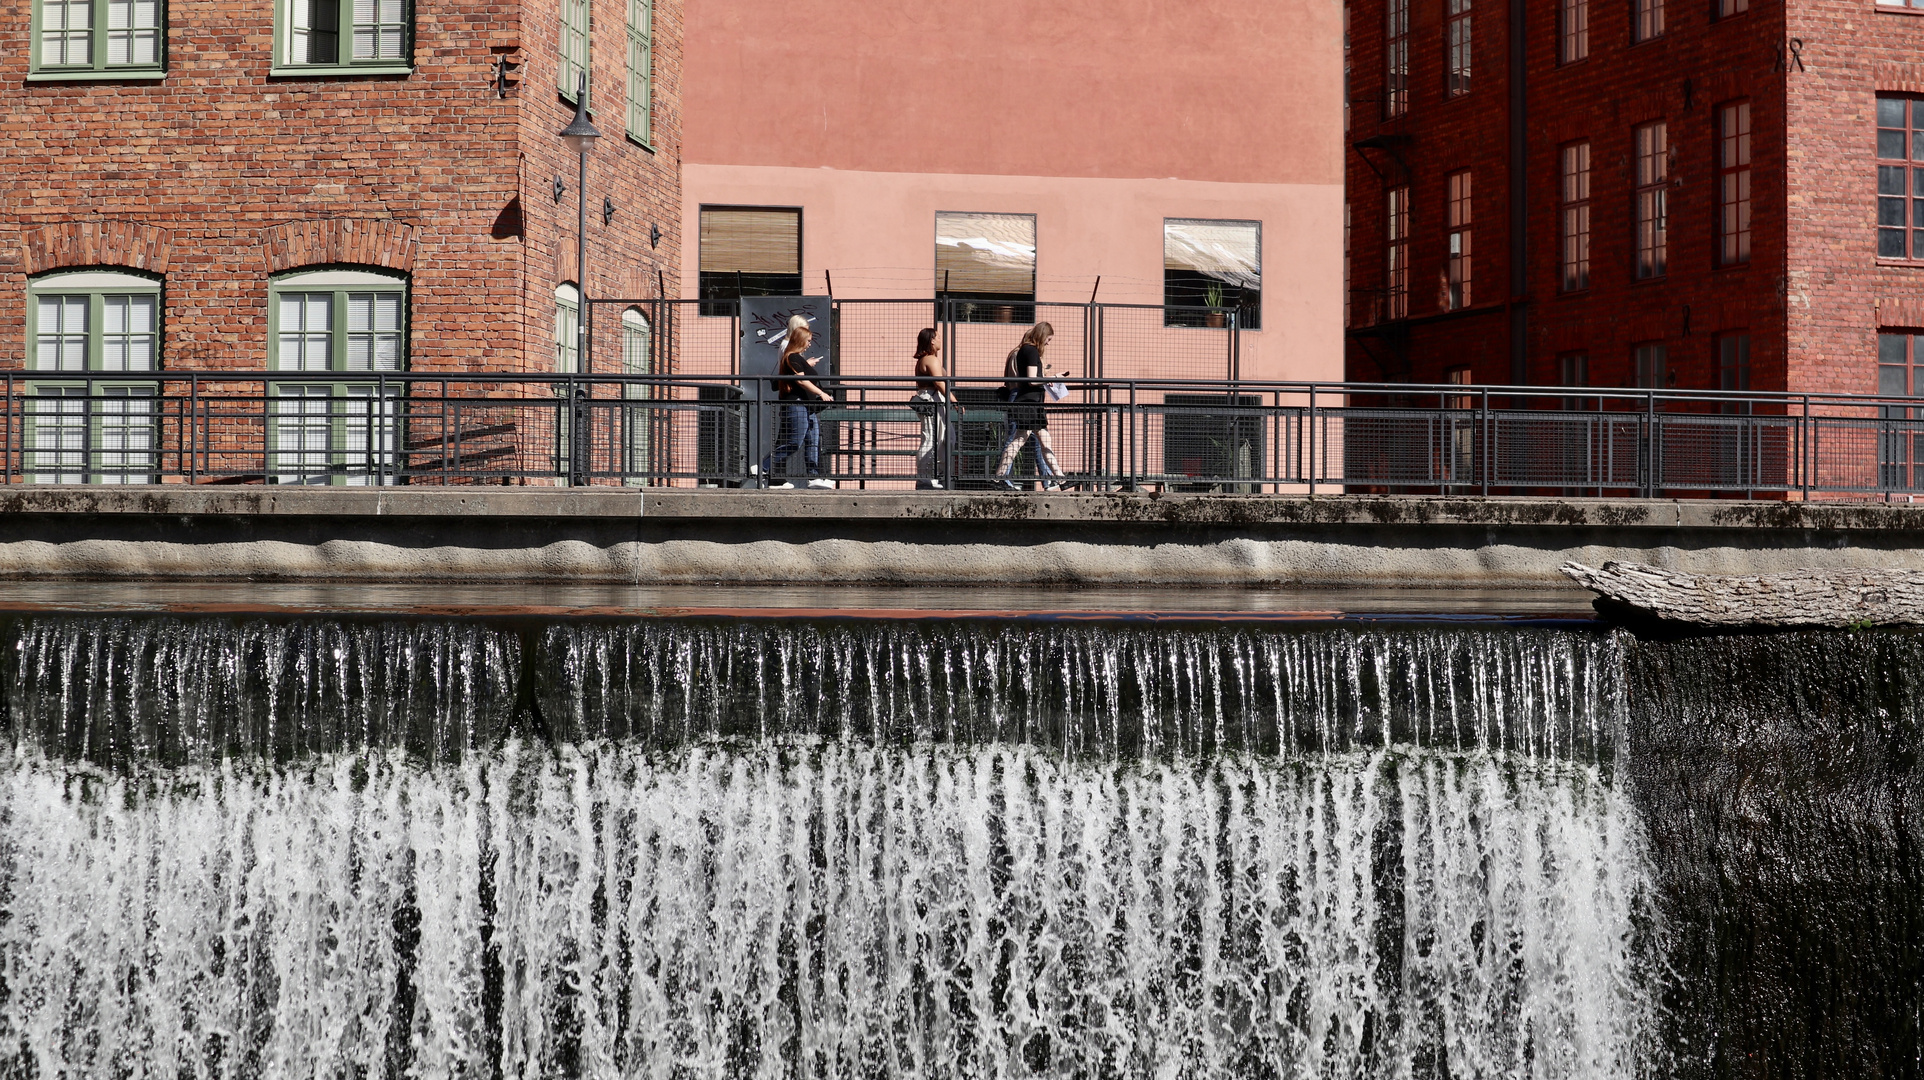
626, 0, 651, 144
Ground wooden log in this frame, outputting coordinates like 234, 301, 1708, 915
1559, 561, 1924, 628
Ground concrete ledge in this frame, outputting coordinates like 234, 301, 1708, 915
0, 487, 1920, 587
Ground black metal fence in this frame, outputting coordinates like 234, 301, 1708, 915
6, 368, 1924, 500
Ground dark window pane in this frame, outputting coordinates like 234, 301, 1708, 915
1881, 196, 1907, 226
1882, 365, 1910, 397
1915, 131, 1924, 161
1882, 228, 1909, 258
1914, 169, 1924, 197
1881, 98, 1907, 129
1882, 165, 1907, 194
1913, 202, 1924, 228
1881, 334, 1909, 366
1881, 130, 1908, 159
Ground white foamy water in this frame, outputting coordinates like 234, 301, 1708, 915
0, 742, 1657, 1079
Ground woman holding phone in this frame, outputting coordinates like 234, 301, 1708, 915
994, 321, 1066, 490
761, 315, 836, 489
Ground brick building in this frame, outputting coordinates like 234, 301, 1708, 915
1345, 0, 1924, 408
0, 0, 681, 479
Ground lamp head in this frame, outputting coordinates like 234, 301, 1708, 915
560, 77, 601, 155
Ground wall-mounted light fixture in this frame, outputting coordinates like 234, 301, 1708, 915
649, 223, 661, 249
552, 175, 566, 203
602, 196, 616, 226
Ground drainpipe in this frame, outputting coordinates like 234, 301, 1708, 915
1507, 0, 1527, 385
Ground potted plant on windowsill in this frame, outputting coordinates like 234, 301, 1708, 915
1203, 283, 1227, 328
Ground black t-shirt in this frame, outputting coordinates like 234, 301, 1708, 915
1004, 343, 1045, 403
777, 351, 818, 401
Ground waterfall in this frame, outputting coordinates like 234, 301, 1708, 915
0, 615, 1669, 1078
3, 617, 1623, 764
0, 744, 1655, 1080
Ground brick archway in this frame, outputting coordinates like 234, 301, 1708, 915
20, 221, 173, 276
259, 219, 419, 275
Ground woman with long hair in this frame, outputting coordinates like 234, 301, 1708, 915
909, 327, 951, 489
994, 321, 1065, 490
760, 314, 835, 489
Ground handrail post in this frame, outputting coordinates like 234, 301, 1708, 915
1307, 386, 1317, 496
1643, 390, 1657, 498
1802, 394, 1812, 500
1480, 386, 1490, 496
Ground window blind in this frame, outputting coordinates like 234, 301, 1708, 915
699, 208, 801, 275
1163, 220, 1261, 289
934, 212, 1036, 296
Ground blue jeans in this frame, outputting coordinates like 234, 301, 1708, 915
763, 403, 821, 478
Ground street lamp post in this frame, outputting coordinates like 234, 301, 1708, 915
560, 76, 601, 485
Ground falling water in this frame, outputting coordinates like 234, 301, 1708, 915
0, 616, 1669, 1078
4, 617, 1623, 765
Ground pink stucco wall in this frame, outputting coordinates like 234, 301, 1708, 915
681, 164, 1341, 382
681, 0, 1344, 383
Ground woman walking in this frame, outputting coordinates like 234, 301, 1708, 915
761, 315, 836, 489
909, 327, 950, 489
994, 322, 1065, 490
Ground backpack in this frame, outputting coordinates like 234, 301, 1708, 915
999, 350, 1022, 402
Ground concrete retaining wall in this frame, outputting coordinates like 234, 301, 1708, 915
0, 487, 1919, 587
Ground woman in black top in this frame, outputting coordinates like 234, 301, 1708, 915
994, 322, 1065, 489
760, 315, 835, 488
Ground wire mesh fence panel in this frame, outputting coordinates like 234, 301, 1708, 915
832, 300, 942, 384
1810, 415, 1901, 494
1095, 304, 1234, 384
945, 303, 1090, 382
1652, 412, 1797, 493
669, 300, 740, 377
1331, 408, 1470, 490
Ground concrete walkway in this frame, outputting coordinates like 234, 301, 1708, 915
0, 487, 1918, 586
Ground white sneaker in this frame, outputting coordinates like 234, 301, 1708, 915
916, 479, 945, 490
806, 477, 837, 489
769, 481, 795, 490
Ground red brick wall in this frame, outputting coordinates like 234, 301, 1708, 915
0, 0, 681, 376
1784, 1, 1924, 397
1346, 0, 1789, 394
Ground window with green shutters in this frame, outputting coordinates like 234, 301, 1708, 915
30, 0, 163, 79
559, 0, 589, 103
25, 270, 162, 483
267, 269, 407, 485
274, 0, 410, 74
621, 306, 652, 482
626, 0, 652, 144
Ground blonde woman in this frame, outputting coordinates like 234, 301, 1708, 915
994, 321, 1066, 490
760, 314, 836, 489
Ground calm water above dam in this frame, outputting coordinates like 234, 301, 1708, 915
0, 613, 1917, 1079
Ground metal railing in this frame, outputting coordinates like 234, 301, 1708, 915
7, 370, 1924, 500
